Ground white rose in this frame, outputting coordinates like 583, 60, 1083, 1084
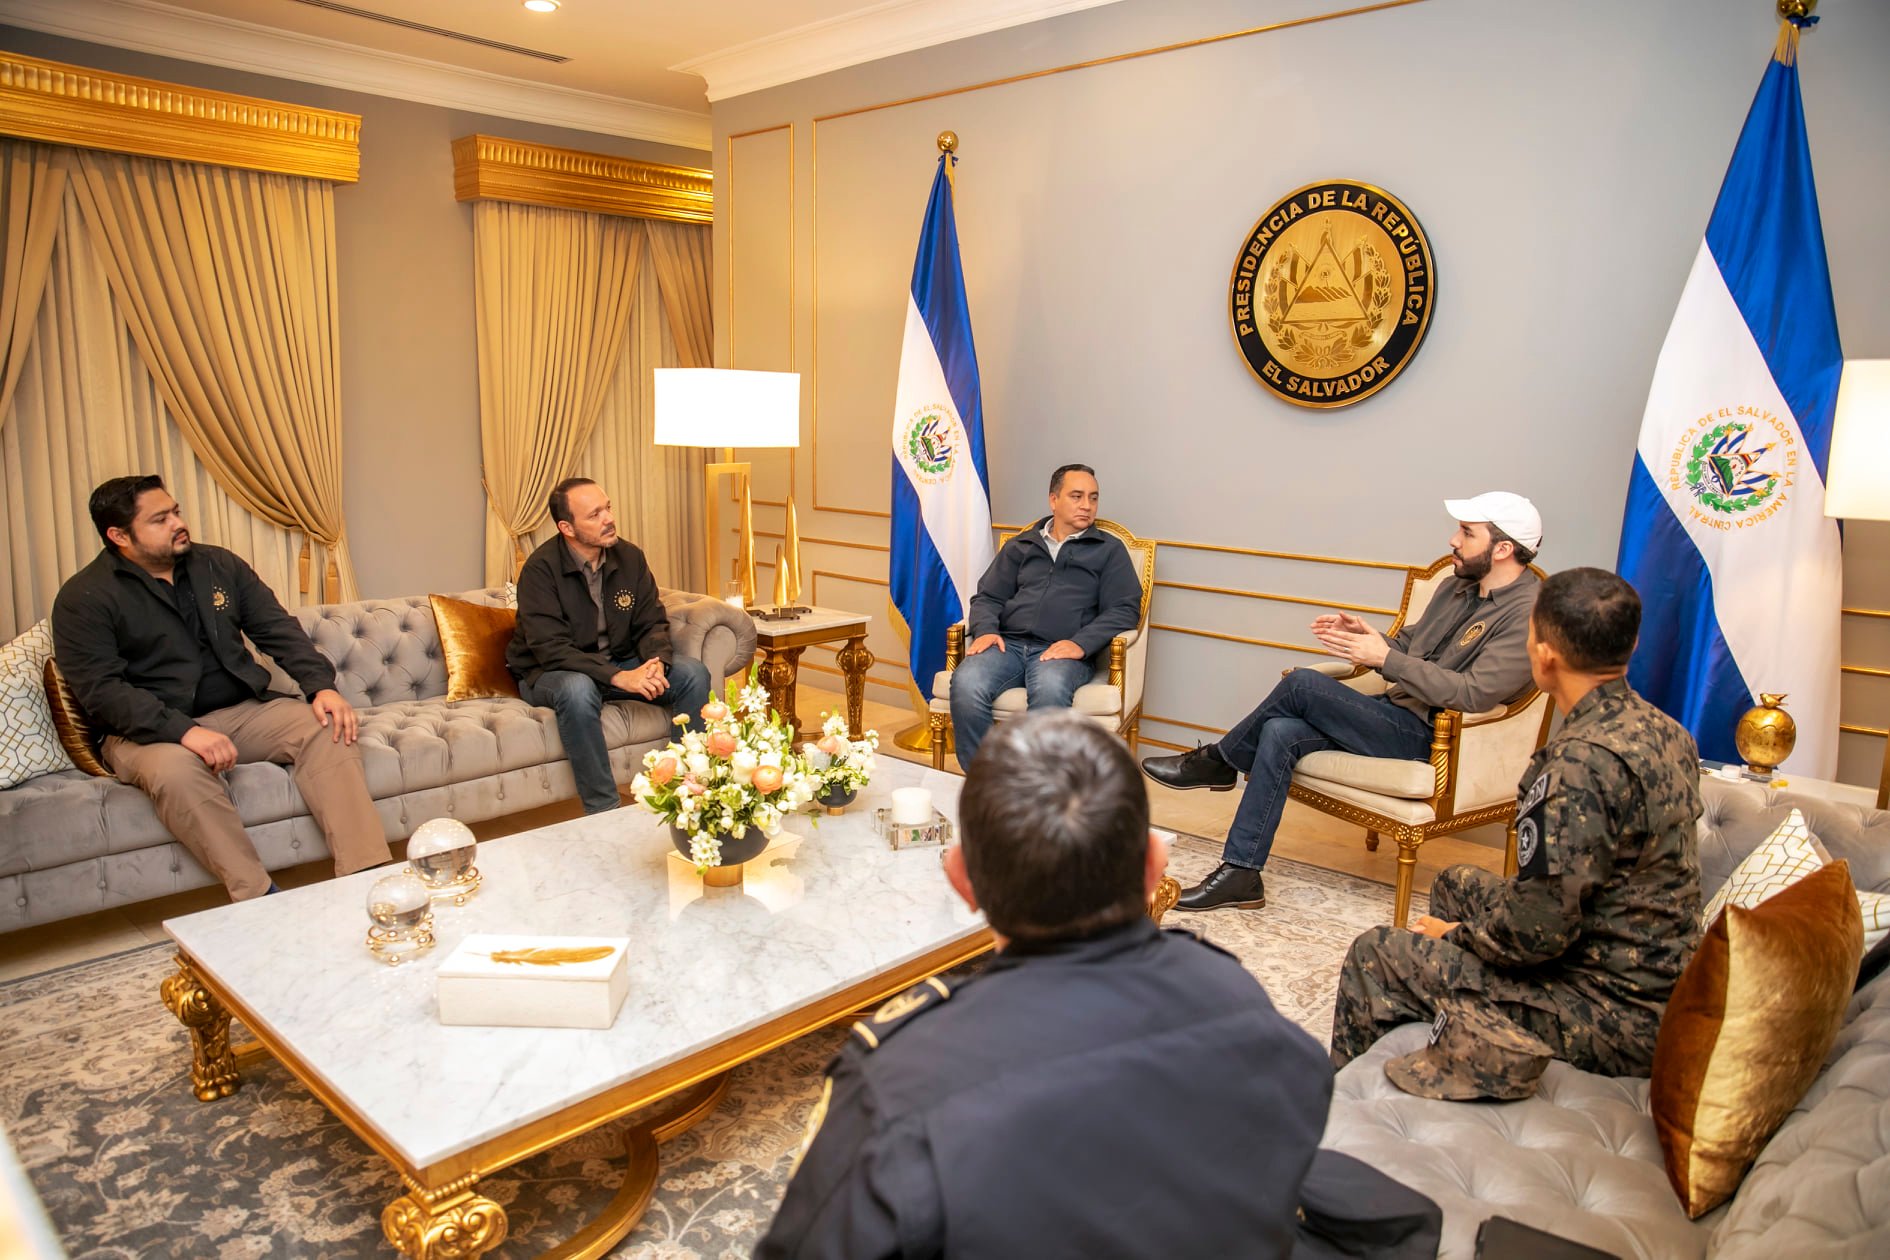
731, 749, 758, 784
759, 750, 782, 770
686, 752, 710, 778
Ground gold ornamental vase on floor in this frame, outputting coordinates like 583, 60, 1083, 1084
1735, 693, 1796, 780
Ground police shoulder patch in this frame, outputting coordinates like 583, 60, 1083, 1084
850, 975, 951, 1051
1515, 771, 1554, 880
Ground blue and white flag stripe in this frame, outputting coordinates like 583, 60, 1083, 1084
889, 157, 994, 693
1619, 28, 1843, 774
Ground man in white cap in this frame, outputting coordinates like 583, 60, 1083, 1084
1143, 493, 1543, 912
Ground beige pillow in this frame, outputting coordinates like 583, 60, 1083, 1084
0, 621, 74, 787
428, 594, 520, 702
1651, 860, 1863, 1218
1706, 807, 1887, 953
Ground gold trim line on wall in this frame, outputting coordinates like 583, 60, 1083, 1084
452, 134, 711, 223
0, 51, 361, 182
1844, 607, 1890, 619
1843, 664, 1890, 679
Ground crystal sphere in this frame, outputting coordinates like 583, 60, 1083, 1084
366, 872, 432, 930
407, 817, 477, 886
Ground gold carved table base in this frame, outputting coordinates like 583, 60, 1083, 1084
757, 632, 875, 742
162, 948, 734, 1259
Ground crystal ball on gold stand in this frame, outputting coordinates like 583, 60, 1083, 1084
365, 872, 435, 965
406, 816, 482, 905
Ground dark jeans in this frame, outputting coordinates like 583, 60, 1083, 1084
1214, 668, 1432, 869
521, 657, 713, 814
949, 636, 1092, 766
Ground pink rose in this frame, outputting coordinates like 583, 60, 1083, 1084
649, 756, 678, 786
752, 765, 784, 793
817, 735, 843, 755
706, 731, 738, 758
701, 700, 730, 722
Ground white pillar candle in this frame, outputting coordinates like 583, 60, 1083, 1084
890, 787, 933, 826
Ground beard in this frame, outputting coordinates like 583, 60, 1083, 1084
1452, 546, 1492, 582
133, 530, 190, 567
572, 521, 616, 550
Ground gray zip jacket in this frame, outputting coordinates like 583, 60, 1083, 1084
1379, 569, 1540, 717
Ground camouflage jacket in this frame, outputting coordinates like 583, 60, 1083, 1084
1448, 678, 1703, 1022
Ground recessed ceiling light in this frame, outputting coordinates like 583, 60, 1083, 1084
523, 0, 559, 12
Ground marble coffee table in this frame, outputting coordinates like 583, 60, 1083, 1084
159, 757, 988, 1259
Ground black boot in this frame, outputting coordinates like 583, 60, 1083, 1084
1141, 744, 1237, 791
1176, 863, 1266, 912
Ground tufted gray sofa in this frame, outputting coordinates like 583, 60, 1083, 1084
1321, 776, 1890, 1259
0, 587, 756, 933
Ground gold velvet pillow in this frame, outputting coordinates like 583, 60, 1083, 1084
1651, 859, 1863, 1218
41, 658, 112, 777
429, 595, 520, 702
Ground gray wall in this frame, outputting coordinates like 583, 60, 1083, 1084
712, 0, 1890, 786
0, 25, 709, 600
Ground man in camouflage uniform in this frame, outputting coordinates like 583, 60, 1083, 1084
1330, 567, 1703, 1088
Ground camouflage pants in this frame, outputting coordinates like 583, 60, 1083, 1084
1329, 865, 1659, 1076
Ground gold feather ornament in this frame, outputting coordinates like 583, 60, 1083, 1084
484, 946, 617, 966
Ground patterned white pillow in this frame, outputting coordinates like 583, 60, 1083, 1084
1703, 807, 1885, 953
0, 620, 77, 788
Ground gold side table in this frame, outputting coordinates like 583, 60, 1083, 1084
751, 606, 874, 741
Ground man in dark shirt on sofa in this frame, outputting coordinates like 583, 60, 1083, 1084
507, 476, 711, 814
757, 710, 1332, 1258
51, 474, 389, 900
949, 463, 1142, 766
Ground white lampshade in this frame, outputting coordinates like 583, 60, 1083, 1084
1825, 360, 1890, 522
654, 369, 801, 448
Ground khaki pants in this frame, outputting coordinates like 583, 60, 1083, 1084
104, 697, 391, 901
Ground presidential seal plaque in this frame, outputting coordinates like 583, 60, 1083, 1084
1230, 180, 1435, 409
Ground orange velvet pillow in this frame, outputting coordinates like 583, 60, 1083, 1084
1650, 859, 1863, 1218
428, 595, 520, 702
41, 658, 112, 777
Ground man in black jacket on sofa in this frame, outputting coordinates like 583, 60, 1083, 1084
51, 475, 389, 900
948, 463, 1142, 766
507, 477, 711, 814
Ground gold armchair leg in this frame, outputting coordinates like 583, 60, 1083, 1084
160, 954, 239, 1102
1503, 819, 1519, 878
1392, 832, 1420, 929
929, 712, 948, 771
1364, 829, 1380, 853
1148, 875, 1180, 923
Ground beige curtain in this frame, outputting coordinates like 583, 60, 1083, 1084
514, 260, 706, 592
645, 221, 712, 369
67, 150, 356, 599
0, 141, 70, 424
474, 200, 645, 583
1, 189, 303, 638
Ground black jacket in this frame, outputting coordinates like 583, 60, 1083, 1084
50, 545, 336, 746
757, 920, 1334, 1259
506, 535, 672, 689
966, 518, 1142, 656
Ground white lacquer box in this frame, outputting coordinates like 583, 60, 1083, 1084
436, 934, 631, 1029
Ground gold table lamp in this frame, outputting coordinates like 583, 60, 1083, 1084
1824, 358, 1890, 809
654, 369, 801, 610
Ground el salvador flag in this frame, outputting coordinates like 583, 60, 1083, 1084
889, 155, 994, 695
1618, 19, 1843, 775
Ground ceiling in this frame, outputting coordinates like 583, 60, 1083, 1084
0, 0, 1129, 148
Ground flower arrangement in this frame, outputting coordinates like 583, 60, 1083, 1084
802, 711, 878, 804
630, 668, 816, 872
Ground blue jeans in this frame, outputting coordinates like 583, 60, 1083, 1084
521, 657, 713, 814
1214, 668, 1432, 869
949, 636, 1093, 767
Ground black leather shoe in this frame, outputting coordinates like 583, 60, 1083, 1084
1176, 863, 1266, 912
1141, 745, 1238, 791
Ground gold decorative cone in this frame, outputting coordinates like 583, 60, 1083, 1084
772, 545, 790, 609
784, 495, 804, 605
737, 475, 757, 605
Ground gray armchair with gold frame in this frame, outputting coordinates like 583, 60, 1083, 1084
927, 518, 1157, 770
1285, 555, 1554, 928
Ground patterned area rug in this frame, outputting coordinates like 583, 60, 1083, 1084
0, 836, 1421, 1258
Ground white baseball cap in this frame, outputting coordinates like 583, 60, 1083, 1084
1444, 492, 1542, 552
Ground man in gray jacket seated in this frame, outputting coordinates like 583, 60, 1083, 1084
949, 463, 1142, 766
1143, 493, 1543, 913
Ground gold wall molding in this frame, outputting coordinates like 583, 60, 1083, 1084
0, 51, 360, 182
452, 134, 711, 223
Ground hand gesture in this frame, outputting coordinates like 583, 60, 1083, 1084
181, 725, 238, 773
311, 689, 360, 744
1039, 640, 1085, 661
1409, 915, 1460, 939
1311, 615, 1390, 668
967, 634, 1006, 656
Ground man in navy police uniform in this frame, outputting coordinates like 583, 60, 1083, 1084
756, 709, 1333, 1258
